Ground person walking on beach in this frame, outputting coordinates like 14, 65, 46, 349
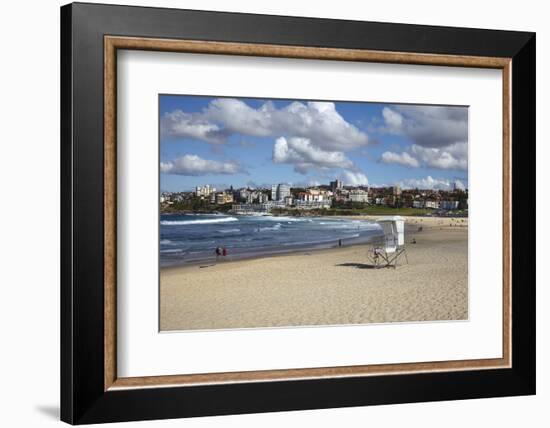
222, 247, 228, 258
215, 246, 221, 262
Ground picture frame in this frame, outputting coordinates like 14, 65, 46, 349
61, 2, 535, 424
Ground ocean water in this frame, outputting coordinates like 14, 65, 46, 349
160, 213, 383, 267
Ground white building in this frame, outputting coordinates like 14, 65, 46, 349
294, 200, 332, 209
215, 192, 234, 205
297, 189, 331, 203
348, 190, 370, 203
391, 185, 402, 196
195, 185, 216, 197
270, 185, 277, 200
271, 183, 291, 201
231, 201, 286, 214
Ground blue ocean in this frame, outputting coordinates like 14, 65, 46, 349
160, 213, 383, 267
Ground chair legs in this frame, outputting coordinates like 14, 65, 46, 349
374, 248, 407, 268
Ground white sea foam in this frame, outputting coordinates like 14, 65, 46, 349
257, 216, 304, 222
161, 217, 238, 226
258, 223, 282, 232
218, 228, 241, 233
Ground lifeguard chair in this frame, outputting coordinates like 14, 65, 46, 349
368, 216, 408, 268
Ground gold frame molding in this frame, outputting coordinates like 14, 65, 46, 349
104, 36, 512, 391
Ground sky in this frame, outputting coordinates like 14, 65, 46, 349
159, 95, 468, 192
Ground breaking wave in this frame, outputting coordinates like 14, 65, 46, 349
161, 217, 238, 226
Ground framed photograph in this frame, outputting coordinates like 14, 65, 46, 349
61, 2, 535, 424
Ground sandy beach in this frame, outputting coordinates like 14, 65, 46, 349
160, 216, 468, 331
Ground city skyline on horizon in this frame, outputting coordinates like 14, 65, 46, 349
162, 179, 467, 194
160, 95, 469, 193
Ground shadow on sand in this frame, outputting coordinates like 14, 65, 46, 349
336, 262, 379, 270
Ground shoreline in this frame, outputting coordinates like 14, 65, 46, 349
160, 215, 468, 270
161, 208, 469, 218
160, 224, 468, 331
161, 233, 380, 270
161, 237, 374, 271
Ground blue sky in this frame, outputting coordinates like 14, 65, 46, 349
160, 95, 468, 192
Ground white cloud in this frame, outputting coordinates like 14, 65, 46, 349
380, 150, 420, 168
340, 170, 369, 186
272, 137, 354, 174
411, 142, 468, 170
162, 98, 369, 151
397, 175, 454, 190
379, 142, 467, 171
160, 154, 244, 176
382, 107, 403, 130
160, 110, 227, 144
381, 105, 468, 148
203, 98, 272, 138
454, 179, 466, 190
377, 105, 468, 172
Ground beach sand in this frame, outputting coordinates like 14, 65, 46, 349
160, 217, 468, 331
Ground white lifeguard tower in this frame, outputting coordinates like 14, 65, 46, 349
368, 216, 408, 268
